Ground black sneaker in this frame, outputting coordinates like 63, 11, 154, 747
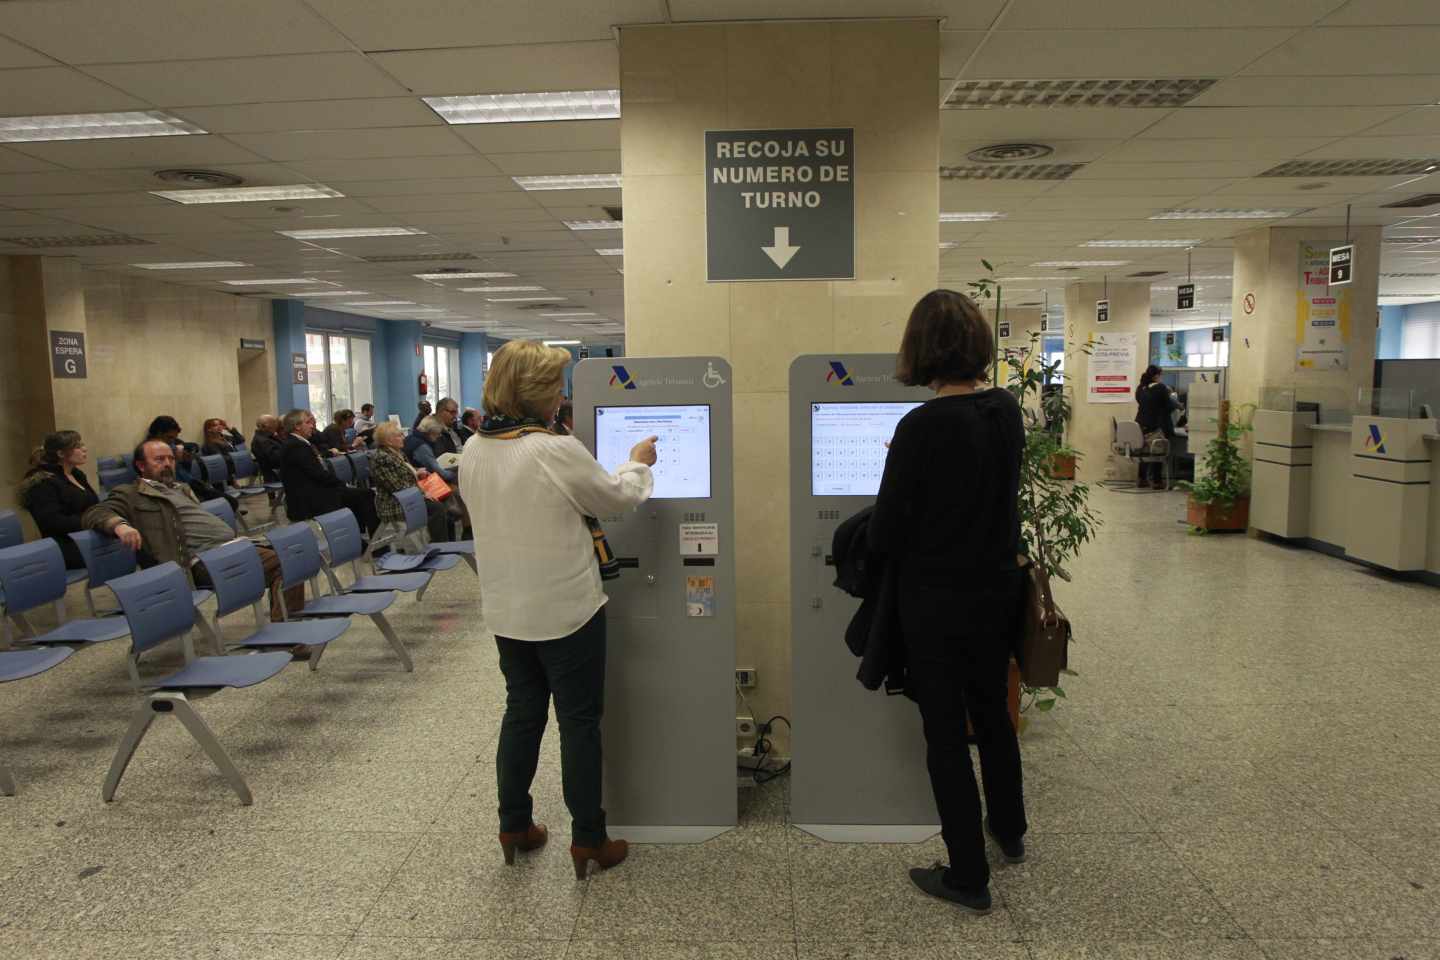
908, 863, 992, 914
986, 820, 1026, 864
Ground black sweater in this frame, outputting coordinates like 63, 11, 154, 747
20, 465, 99, 569
1135, 381, 1177, 437
871, 388, 1024, 586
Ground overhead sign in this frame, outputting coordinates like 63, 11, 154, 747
1165, 332, 1176, 346
705, 127, 855, 282
1212, 327, 1226, 343
240, 337, 265, 351
1039, 316, 1049, 333
1178, 283, 1195, 310
1096, 299, 1110, 324
998, 320, 1011, 339
50, 330, 87, 379
291, 351, 308, 385
1329, 243, 1354, 286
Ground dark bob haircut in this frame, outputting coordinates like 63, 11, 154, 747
895, 289, 994, 387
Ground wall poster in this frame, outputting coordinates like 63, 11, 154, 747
1087, 331, 1137, 404
1296, 241, 1350, 371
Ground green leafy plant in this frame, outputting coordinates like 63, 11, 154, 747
1179, 413, 1254, 508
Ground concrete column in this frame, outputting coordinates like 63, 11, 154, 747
385, 319, 424, 424
271, 299, 309, 413
1229, 226, 1380, 415
460, 331, 489, 411
1064, 281, 1152, 480
619, 20, 939, 741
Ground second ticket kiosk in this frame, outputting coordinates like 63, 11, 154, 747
788, 354, 938, 841
573, 356, 737, 842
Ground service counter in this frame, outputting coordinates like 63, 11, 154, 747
1252, 413, 1440, 582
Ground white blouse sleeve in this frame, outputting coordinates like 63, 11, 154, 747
535, 436, 654, 517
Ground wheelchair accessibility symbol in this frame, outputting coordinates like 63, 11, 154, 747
703, 362, 727, 389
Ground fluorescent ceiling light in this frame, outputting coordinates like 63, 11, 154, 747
487, 296, 566, 302
1150, 208, 1302, 220
939, 242, 959, 251
277, 227, 427, 240
514, 173, 621, 191
458, 285, 546, 293
424, 90, 620, 125
343, 300, 414, 306
222, 278, 333, 286
414, 271, 516, 280
1033, 260, 1131, 267
595, 248, 623, 256
1081, 239, 1203, 248
564, 219, 621, 231
0, 110, 204, 143
940, 211, 1006, 222
541, 311, 596, 317
151, 184, 344, 205
544, 340, 582, 346
297, 290, 369, 297
997, 276, 1070, 281
132, 261, 248, 270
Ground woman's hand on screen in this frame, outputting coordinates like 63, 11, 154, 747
629, 436, 659, 467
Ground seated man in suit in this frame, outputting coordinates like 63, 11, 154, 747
251, 415, 284, 482
279, 408, 378, 534
433, 396, 472, 457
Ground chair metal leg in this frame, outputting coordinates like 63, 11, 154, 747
170, 694, 253, 805
369, 612, 413, 672
308, 639, 325, 672
192, 609, 223, 657
84, 586, 98, 619
415, 580, 429, 603
102, 698, 159, 802
0, 761, 15, 796
461, 554, 477, 575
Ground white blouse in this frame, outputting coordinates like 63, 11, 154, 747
458, 430, 653, 641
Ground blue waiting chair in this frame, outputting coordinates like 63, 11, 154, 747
350, 451, 371, 488
266, 523, 411, 672
1, 645, 76, 795
67, 531, 220, 653
377, 488, 475, 575
228, 450, 272, 502
195, 540, 350, 672
102, 562, 291, 805
99, 467, 135, 493
0, 540, 131, 649
313, 509, 433, 602
328, 455, 354, 485
0, 510, 22, 549
198, 497, 238, 533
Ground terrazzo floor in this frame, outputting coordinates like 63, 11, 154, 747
2, 487, 1439, 959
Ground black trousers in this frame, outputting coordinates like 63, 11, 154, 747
901, 572, 1027, 892
337, 486, 379, 536
495, 608, 607, 847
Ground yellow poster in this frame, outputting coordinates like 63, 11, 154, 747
1295, 241, 1350, 370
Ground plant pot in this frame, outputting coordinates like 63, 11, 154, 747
1049, 452, 1076, 479
1187, 496, 1250, 532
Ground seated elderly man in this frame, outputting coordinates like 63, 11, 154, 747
82, 439, 303, 623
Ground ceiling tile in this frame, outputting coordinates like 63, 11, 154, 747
0, 146, 59, 174
1140, 105, 1411, 139
0, 170, 138, 199
1051, 177, 1234, 198
1352, 106, 1440, 138
226, 127, 473, 162
1191, 76, 1440, 108
0, 33, 54, 68
1299, 135, 1440, 160
94, 162, 311, 191
487, 150, 622, 175
304, 0, 657, 50
330, 176, 519, 198
170, 98, 441, 134
287, 156, 504, 182
965, 28, 1295, 79
668, 0, 1009, 29
6, 134, 266, 171
1244, 26, 1440, 76
532, 188, 624, 208
0, 66, 149, 115
0, 0, 350, 63
372, 42, 618, 95
1103, 137, 1339, 162
1000, 0, 1343, 28
216, 199, 388, 222
83, 53, 409, 107
43, 207, 258, 234
940, 108, 1161, 141
363, 193, 543, 214
1320, 1, 1440, 25
940, 31, 984, 76
454, 119, 620, 155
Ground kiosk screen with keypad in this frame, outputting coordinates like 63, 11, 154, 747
810, 401, 921, 496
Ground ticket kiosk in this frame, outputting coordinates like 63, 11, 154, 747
788, 355, 937, 841
573, 356, 736, 842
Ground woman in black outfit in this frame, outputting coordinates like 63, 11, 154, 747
871, 289, 1028, 915
18, 430, 99, 570
1134, 364, 1177, 489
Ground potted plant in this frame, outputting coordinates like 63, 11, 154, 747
1180, 404, 1253, 533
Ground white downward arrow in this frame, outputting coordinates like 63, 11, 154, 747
762, 225, 800, 270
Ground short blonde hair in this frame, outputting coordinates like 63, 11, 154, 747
483, 340, 570, 420
374, 421, 402, 446
417, 416, 444, 437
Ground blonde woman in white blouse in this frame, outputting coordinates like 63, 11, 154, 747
459, 340, 657, 879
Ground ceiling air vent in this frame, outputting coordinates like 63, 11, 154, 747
967, 143, 1052, 163
1382, 236, 1440, 244
358, 252, 478, 263
2, 233, 152, 248
153, 168, 244, 186
1128, 270, 1168, 277
945, 78, 1216, 110
1382, 194, 1440, 209
1260, 159, 1440, 177
1381, 272, 1440, 278
941, 163, 1083, 181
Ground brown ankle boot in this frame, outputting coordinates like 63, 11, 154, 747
570, 838, 628, 879
498, 822, 548, 865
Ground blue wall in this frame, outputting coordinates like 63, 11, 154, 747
387, 320, 424, 425
460, 332, 488, 411
1377, 305, 1406, 360
271, 300, 309, 412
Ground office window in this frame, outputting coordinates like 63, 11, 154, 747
424, 342, 461, 404
1401, 314, 1440, 358
306, 331, 374, 426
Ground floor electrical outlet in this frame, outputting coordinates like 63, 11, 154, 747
736, 715, 757, 738
735, 668, 757, 688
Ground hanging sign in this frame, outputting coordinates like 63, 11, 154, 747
292, 351, 308, 385
1039, 316, 1049, 333
1087, 332, 1137, 404
1165, 332, 1175, 345
704, 128, 855, 282
998, 320, 1011, 339
1096, 299, 1110, 323
1297, 242, 1350, 370
1212, 327, 1226, 343
1178, 283, 1195, 310
50, 330, 87, 378
1329, 244, 1354, 286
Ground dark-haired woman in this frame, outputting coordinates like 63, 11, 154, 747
18, 431, 99, 569
1135, 364, 1177, 489
871, 289, 1028, 915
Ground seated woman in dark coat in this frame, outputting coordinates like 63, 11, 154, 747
18, 430, 99, 569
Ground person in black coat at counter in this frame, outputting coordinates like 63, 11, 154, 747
1134, 365, 1177, 490
18, 430, 99, 570
870, 289, 1028, 916
278, 408, 378, 534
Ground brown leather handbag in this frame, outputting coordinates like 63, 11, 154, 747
1015, 554, 1070, 688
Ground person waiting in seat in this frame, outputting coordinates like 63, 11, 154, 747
371, 421, 451, 545
18, 430, 98, 570
461, 407, 481, 436
354, 403, 377, 434
147, 415, 231, 508
278, 409, 378, 535
1134, 364, 1177, 490
412, 399, 432, 431
315, 409, 362, 455
250, 415, 284, 483
82, 439, 302, 623
200, 418, 237, 479
434, 397, 470, 456
404, 417, 456, 484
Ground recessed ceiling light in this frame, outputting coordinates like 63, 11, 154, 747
595, 248, 623, 256
0, 110, 205, 142
544, 339, 582, 346
222, 278, 334, 286
486, 296, 566, 302
564, 219, 621, 231
939, 242, 959, 250
541, 311, 597, 317
132, 261, 248, 270
277, 227, 427, 240
413, 271, 517, 280
151, 184, 344, 205
458, 285, 546, 293
997, 276, 1070, 281
1033, 260, 1131, 267
297, 291, 369, 297
940, 211, 1006, 222
1150, 208, 1303, 220
343, 300, 414, 306
513, 173, 621, 191
1081, 239, 1203, 248
423, 90, 620, 125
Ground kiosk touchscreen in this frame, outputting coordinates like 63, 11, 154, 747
790, 355, 937, 841
574, 357, 736, 842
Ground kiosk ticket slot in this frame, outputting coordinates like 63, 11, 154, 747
790, 355, 938, 842
574, 358, 737, 843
